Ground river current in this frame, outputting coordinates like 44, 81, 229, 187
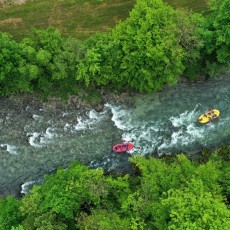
0, 72, 230, 197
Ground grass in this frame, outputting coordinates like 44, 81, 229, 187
166, 0, 209, 12
0, 0, 208, 40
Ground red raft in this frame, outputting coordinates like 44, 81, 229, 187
113, 142, 134, 153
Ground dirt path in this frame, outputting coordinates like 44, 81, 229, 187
0, 0, 27, 8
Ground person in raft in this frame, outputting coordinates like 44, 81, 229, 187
113, 144, 124, 152
123, 142, 129, 151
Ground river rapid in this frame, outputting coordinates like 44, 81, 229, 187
0, 72, 230, 197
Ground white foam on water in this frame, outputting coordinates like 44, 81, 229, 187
74, 117, 89, 130
28, 132, 43, 148
62, 111, 72, 117
40, 127, 58, 144
170, 108, 199, 127
6, 144, 18, 155
25, 105, 30, 111
21, 180, 36, 195
73, 109, 107, 131
105, 103, 134, 131
217, 116, 230, 126
88, 110, 99, 119
157, 108, 207, 153
6, 114, 12, 120
64, 123, 71, 131
0, 144, 18, 154
27, 127, 58, 148
32, 114, 43, 120
186, 123, 205, 138
106, 104, 163, 155
121, 121, 161, 155
157, 130, 188, 153
119, 105, 209, 155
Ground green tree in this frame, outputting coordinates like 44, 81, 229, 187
20, 27, 65, 96
202, 0, 230, 76
175, 10, 205, 79
77, 209, 130, 230
20, 162, 131, 229
126, 154, 227, 229
156, 179, 230, 230
77, 33, 119, 88
51, 37, 83, 98
20, 33, 82, 98
0, 196, 22, 230
123, 155, 197, 229
111, 0, 185, 92
77, 0, 187, 93
0, 32, 34, 95
11, 225, 25, 230
33, 211, 67, 230
3, 151, 228, 229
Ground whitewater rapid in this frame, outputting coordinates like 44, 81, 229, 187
0, 71, 230, 196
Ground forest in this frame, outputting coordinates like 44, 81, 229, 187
0, 0, 229, 98
0, 0, 229, 229
0, 149, 230, 229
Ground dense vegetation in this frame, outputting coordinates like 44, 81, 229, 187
0, 0, 229, 229
0, 0, 229, 98
0, 148, 229, 229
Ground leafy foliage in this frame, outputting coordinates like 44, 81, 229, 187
202, 0, 230, 76
158, 179, 230, 230
0, 150, 229, 229
0, 0, 229, 97
127, 154, 229, 229
0, 32, 34, 95
175, 10, 205, 79
77, 33, 120, 88
18, 162, 131, 229
76, 209, 130, 230
111, 0, 185, 92
0, 196, 22, 230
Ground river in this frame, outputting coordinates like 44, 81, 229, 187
0, 71, 230, 197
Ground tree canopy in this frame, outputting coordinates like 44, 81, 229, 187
202, 0, 230, 76
0, 150, 229, 229
0, 0, 229, 97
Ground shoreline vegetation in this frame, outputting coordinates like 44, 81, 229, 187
0, 147, 229, 229
0, 0, 229, 229
0, 0, 229, 100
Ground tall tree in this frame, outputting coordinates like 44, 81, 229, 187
156, 179, 230, 230
20, 27, 65, 96
202, 0, 230, 76
0, 196, 22, 229
175, 10, 205, 79
112, 0, 185, 92
0, 32, 34, 95
77, 0, 186, 93
77, 33, 120, 88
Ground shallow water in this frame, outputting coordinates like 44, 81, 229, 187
0, 72, 230, 197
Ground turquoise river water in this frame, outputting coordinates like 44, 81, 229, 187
0, 71, 229, 197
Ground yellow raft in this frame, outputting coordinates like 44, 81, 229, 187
198, 109, 220, 124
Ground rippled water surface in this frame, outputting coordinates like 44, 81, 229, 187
0, 72, 230, 197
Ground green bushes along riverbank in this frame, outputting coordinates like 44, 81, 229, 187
0, 1, 229, 229
1, 147, 229, 229
0, 0, 229, 98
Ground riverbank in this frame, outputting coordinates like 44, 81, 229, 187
1, 71, 229, 198
6, 74, 210, 115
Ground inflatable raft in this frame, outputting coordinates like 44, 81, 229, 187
113, 142, 134, 153
198, 109, 220, 124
